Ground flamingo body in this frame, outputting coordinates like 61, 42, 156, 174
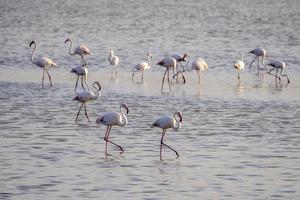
151, 111, 183, 159
65, 38, 91, 66
73, 81, 101, 123
132, 53, 152, 82
157, 57, 177, 93
96, 103, 129, 154
30, 40, 57, 87
249, 47, 267, 73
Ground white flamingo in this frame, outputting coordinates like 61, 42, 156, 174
73, 81, 102, 123
108, 50, 120, 79
171, 53, 190, 84
186, 57, 208, 86
96, 103, 129, 155
65, 38, 91, 66
249, 47, 267, 74
29, 40, 57, 87
157, 57, 177, 93
70, 66, 89, 92
267, 59, 290, 85
234, 53, 245, 84
132, 53, 152, 82
151, 111, 183, 159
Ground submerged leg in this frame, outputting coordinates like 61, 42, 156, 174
160, 129, 179, 159
105, 126, 124, 152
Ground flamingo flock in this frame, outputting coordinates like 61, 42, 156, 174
29, 39, 292, 159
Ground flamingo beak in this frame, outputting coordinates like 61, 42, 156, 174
29, 41, 35, 47
65, 38, 70, 44
96, 117, 101, 124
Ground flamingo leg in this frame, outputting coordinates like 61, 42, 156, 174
104, 126, 110, 155
161, 69, 167, 93
74, 75, 79, 92
84, 103, 90, 123
75, 102, 84, 123
160, 129, 166, 160
105, 126, 124, 152
280, 68, 290, 84
181, 71, 186, 84
249, 56, 257, 71
81, 76, 86, 91
160, 129, 179, 159
141, 70, 144, 83
257, 56, 260, 74
268, 67, 281, 83
132, 72, 135, 80
45, 69, 52, 87
42, 69, 45, 87
197, 70, 201, 95
167, 68, 171, 92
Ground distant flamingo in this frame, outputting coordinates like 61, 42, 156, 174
70, 66, 89, 92
29, 40, 57, 87
151, 111, 183, 159
171, 53, 190, 84
267, 59, 290, 85
249, 47, 266, 74
186, 57, 208, 89
157, 57, 177, 93
108, 50, 120, 80
132, 53, 152, 83
96, 103, 129, 155
234, 53, 245, 85
73, 81, 101, 123
65, 38, 91, 66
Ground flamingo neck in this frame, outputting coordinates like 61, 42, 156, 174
184, 55, 191, 70
119, 106, 128, 127
31, 43, 36, 64
241, 53, 244, 61
173, 113, 181, 131
67, 40, 75, 55
147, 55, 151, 68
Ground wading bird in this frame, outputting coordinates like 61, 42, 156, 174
65, 38, 91, 66
267, 59, 290, 85
108, 50, 120, 80
171, 53, 190, 84
234, 53, 245, 85
73, 81, 101, 123
249, 47, 266, 74
70, 66, 89, 92
132, 53, 152, 83
151, 111, 183, 160
157, 57, 177, 93
96, 103, 129, 155
186, 57, 208, 91
29, 40, 57, 87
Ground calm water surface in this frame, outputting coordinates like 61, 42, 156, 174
1, 0, 300, 199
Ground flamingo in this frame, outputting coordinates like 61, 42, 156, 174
157, 57, 177, 93
108, 50, 120, 80
132, 53, 152, 83
29, 40, 57, 87
65, 38, 91, 66
171, 53, 190, 84
249, 47, 267, 74
73, 81, 102, 123
151, 111, 183, 160
70, 66, 89, 92
267, 59, 290, 85
96, 103, 129, 155
186, 57, 208, 87
234, 53, 245, 85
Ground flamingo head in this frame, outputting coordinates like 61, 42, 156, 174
29, 40, 36, 47
93, 81, 102, 91
182, 53, 190, 61
64, 38, 71, 44
147, 53, 153, 58
157, 60, 164, 66
96, 116, 104, 124
175, 111, 183, 122
120, 103, 129, 114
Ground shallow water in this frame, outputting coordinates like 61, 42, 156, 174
1, 0, 300, 199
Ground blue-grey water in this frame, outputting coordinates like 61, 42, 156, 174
1, 0, 300, 199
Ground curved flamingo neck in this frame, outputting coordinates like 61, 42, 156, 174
173, 113, 181, 131
67, 40, 75, 55
31, 43, 37, 64
147, 55, 151, 68
119, 105, 128, 127
185, 55, 191, 69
